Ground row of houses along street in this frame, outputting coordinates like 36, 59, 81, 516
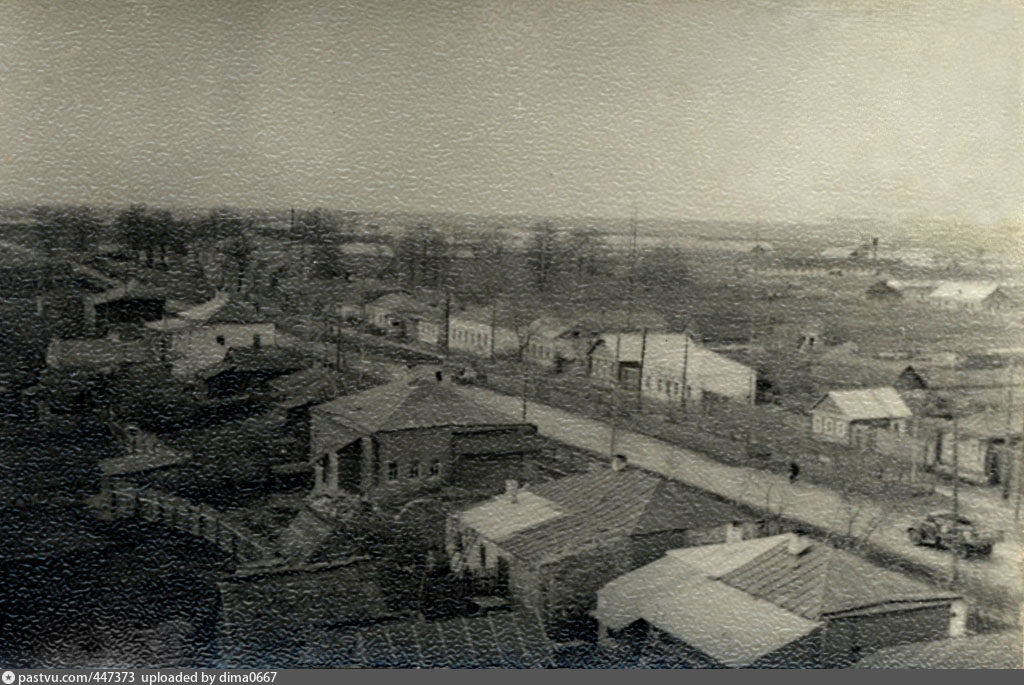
2, 237, 1020, 668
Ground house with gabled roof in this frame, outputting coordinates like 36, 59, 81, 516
809, 387, 913, 446
590, 332, 756, 407
927, 281, 1011, 312
448, 457, 753, 636
309, 370, 539, 501
145, 292, 278, 376
594, 534, 965, 668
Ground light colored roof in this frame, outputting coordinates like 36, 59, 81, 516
527, 316, 572, 340
597, 534, 958, 666
821, 246, 859, 259
929, 281, 1001, 302
367, 292, 419, 311
815, 387, 912, 420
145, 291, 230, 332
459, 491, 565, 541
595, 553, 820, 667
665, 534, 789, 576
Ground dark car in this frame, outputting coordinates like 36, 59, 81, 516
907, 512, 997, 558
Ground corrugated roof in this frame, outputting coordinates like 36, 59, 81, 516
814, 387, 912, 420
595, 555, 820, 668
718, 536, 959, 620
313, 377, 522, 433
597, 535, 960, 666
347, 611, 556, 668
929, 281, 1001, 302
481, 468, 744, 565
270, 367, 343, 409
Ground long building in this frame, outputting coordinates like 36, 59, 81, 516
590, 332, 756, 407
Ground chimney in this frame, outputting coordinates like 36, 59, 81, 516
611, 454, 628, 472
787, 534, 812, 556
505, 479, 519, 503
948, 599, 968, 638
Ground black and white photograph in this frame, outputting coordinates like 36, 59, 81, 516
0, 0, 1021, 670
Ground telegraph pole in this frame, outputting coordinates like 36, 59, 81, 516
951, 412, 961, 585
610, 331, 623, 456
611, 204, 640, 454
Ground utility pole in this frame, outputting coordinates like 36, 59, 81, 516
746, 229, 760, 455
951, 412, 961, 586
638, 327, 648, 412
610, 331, 623, 457
521, 368, 528, 421
1015, 360, 1023, 524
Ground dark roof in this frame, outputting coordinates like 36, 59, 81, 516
205, 298, 268, 325
499, 468, 745, 565
341, 611, 556, 668
47, 338, 151, 370
719, 538, 959, 621
217, 346, 310, 374
367, 292, 420, 311
854, 631, 1022, 669
313, 376, 524, 433
270, 366, 344, 409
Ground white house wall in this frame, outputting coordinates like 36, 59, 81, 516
448, 318, 519, 358
170, 323, 277, 375
639, 335, 756, 406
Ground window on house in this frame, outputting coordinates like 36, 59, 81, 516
479, 544, 487, 569
673, 382, 680, 395
408, 462, 420, 479
216, 335, 226, 346
387, 461, 398, 481
657, 379, 663, 392
825, 418, 833, 434
429, 459, 441, 477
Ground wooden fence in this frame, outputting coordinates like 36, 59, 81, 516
91, 487, 276, 564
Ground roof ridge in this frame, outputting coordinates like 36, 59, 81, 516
808, 543, 833, 620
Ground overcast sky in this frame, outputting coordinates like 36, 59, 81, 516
0, 0, 1020, 224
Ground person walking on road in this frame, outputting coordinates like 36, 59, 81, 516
789, 461, 800, 485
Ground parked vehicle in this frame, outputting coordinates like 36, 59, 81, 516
907, 512, 997, 558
